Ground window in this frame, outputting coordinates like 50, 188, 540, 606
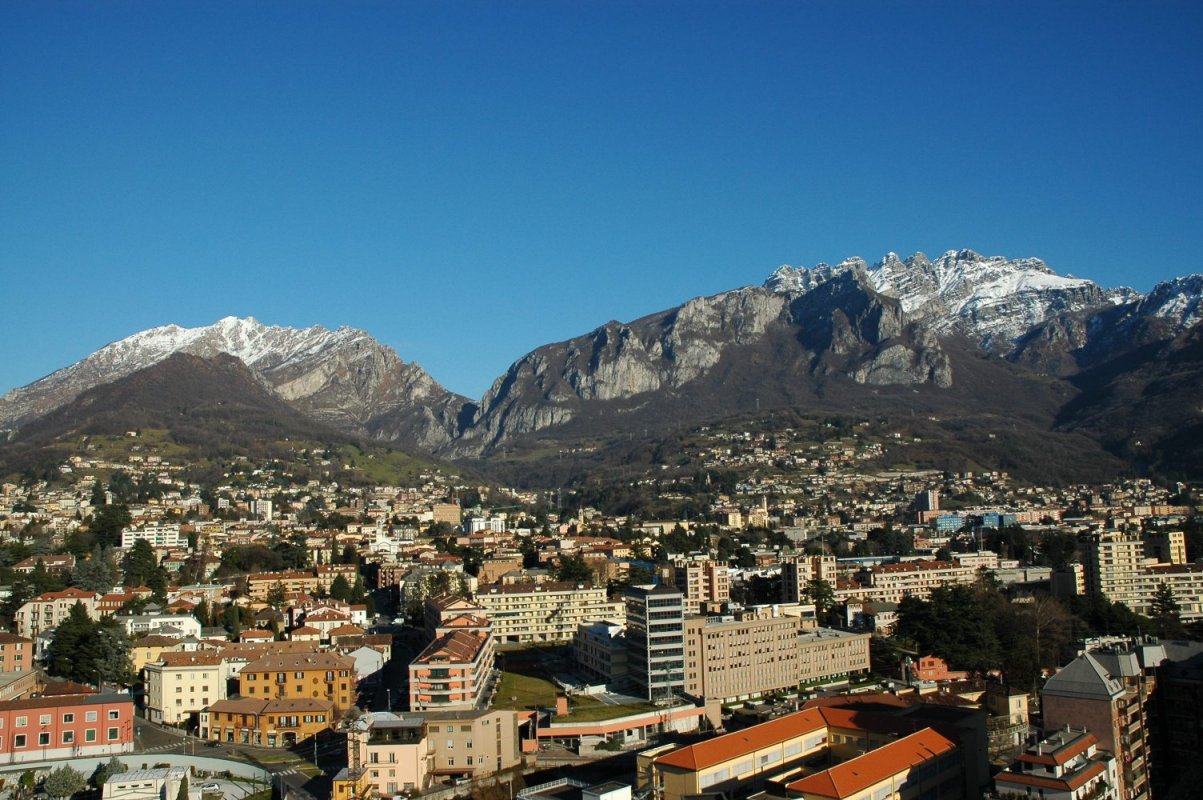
62, 714, 74, 724
62, 731, 74, 744
85, 730, 96, 742
38, 733, 49, 746
466, 756, 473, 766
15, 716, 26, 728
39, 715, 50, 725
108, 711, 120, 720
13, 734, 25, 748
86, 711, 97, 722
108, 727, 119, 741
447, 758, 454, 766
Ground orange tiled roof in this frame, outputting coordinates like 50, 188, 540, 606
786, 728, 957, 799
655, 708, 828, 771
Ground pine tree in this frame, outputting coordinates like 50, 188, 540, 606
329, 574, 352, 602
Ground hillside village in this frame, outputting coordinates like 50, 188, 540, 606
0, 425, 1199, 800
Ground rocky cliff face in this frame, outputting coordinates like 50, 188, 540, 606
4, 250, 1202, 474
453, 272, 954, 453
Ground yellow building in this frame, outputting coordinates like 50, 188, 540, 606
202, 697, 333, 747
239, 651, 356, 712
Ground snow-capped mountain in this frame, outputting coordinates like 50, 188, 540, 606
0, 317, 465, 448
3, 248, 1202, 478
765, 249, 1138, 349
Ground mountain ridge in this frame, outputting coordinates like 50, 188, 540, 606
3, 248, 1201, 480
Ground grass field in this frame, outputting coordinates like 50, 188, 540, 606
493, 669, 662, 721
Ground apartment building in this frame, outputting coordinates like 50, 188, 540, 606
474, 582, 624, 644
120, 525, 185, 548
850, 559, 976, 604
1084, 533, 1147, 609
1041, 649, 1153, 800
245, 565, 358, 601
1082, 533, 1202, 621
144, 652, 227, 726
0, 633, 35, 674
669, 560, 730, 615
993, 728, 1119, 800
408, 628, 496, 711
14, 588, 99, 638
625, 584, 685, 703
202, 697, 334, 747
574, 621, 627, 685
0, 693, 135, 761
348, 713, 431, 796
424, 709, 524, 779
780, 555, 837, 604
239, 651, 356, 712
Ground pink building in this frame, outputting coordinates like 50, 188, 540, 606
0, 693, 135, 762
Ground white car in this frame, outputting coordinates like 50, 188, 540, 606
200, 784, 221, 793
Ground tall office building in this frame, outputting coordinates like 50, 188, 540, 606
625, 584, 685, 703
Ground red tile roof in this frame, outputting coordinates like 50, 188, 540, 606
655, 708, 828, 771
786, 728, 957, 799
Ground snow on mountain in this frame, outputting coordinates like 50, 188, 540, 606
1133, 275, 1203, 332
0, 317, 448, 434
766, 249, 1133, 347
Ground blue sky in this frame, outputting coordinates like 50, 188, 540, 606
3, 1, 1201, 400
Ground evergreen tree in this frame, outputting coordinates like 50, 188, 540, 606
1151, 582, 1184, 637
73, 546, 118, 592
44, 765, 85, 800
122, 538, 159, 587
329, 575, 352, 602
555, 553, 594, 583
90, 503, 132, 549
266, 581, 287, 608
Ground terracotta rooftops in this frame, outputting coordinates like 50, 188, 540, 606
655, 708, 828, 771
786, 728, 958, 799
242, 651, 354, 672
413, 630, 490, 666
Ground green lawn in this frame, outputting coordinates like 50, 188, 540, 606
494, 670, 560, 710
493, 669, 661, 721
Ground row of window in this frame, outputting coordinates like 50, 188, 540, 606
2, 727, 122, 747
4, 710, 119, 728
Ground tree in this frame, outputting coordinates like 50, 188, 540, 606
45, 603, 133, 686
804, 578, 836, 617
519, 536, 541, 569
175, 775, 189, 800
122, 539, 159, 587
329, 575, 352, 603
1151, 582, 1184, 637
90, 504, 131, 549
266, 581, 287, 608
555, 553, 594, 584
73, 547, 118, 592
43, 765, 85, 800
90, 757, 127, 789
